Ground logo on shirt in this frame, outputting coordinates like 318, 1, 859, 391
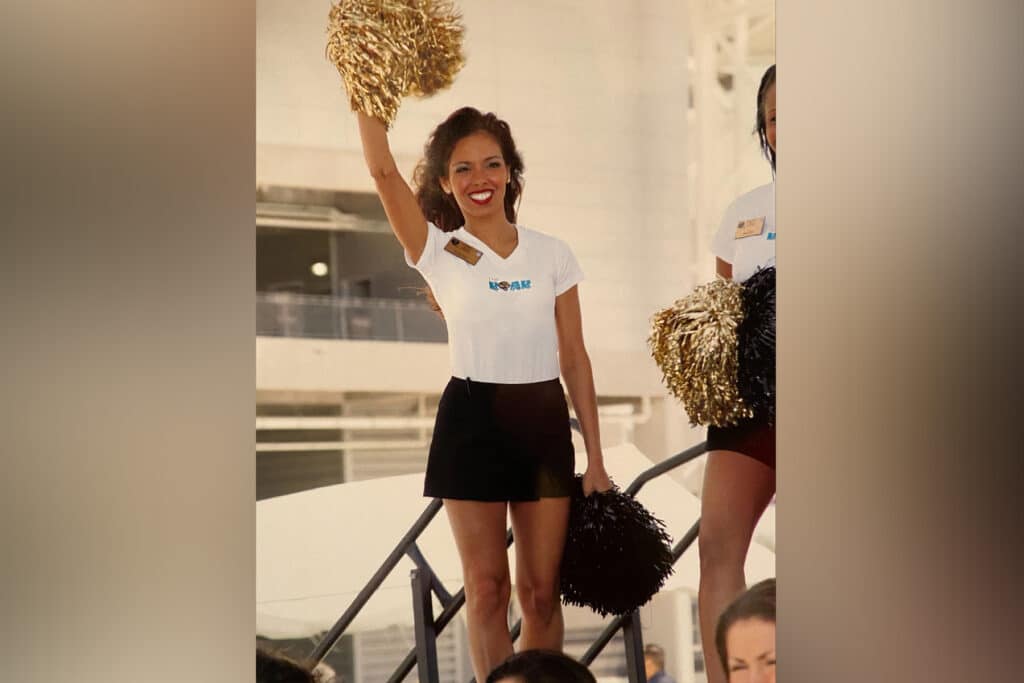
488, 279, 531, 292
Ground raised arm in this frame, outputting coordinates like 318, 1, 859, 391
356, 113, 429, 263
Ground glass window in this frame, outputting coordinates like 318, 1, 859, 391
257, 227, 332, 295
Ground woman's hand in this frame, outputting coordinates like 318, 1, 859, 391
582, 462, 613, 496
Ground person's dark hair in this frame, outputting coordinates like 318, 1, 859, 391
414, 106, 525, 232
714, 578, 776, 676
257, 646, 316, 683
754, 64, 776, 172
643, 643, 666, 671
485, 649, 597, 683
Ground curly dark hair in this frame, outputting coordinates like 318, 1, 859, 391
256, 646, 316, 683
754, 65, 776, 172
413, 106, 525, 232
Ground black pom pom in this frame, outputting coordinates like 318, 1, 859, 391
560, 476, 675, 617
737, 266, 776, 424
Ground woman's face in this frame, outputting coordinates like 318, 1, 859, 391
725, 618, 776, 683
439, 130, 510, 222
764, 82, 776, 153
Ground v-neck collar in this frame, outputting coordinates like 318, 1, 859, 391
457, 225, 522, 262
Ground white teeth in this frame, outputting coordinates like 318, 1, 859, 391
469, 191, 492, 201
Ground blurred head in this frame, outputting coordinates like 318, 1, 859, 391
486, 649, 597, 683
754, 65, 776, 171
643, 643, 666, 678
256, 647, 316, 683
715, 578, 776, 683
414, 106, 525, 231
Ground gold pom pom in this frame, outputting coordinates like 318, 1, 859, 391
405, 0, 465, 97
649, 278, 753, 427
326, 0, 465, 128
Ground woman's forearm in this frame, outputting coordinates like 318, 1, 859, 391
356, 112, 399, 180
561, 351, 603, 465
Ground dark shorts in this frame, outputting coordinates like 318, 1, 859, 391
424, 377, 575, 502
706, 414, 776, 469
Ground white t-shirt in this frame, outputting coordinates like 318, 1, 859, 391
406, 222, 584, 383
711, 182, 776, 283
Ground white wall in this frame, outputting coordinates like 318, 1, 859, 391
257, 0, 694, 394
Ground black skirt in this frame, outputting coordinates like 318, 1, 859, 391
706, 414, 776, 469
424, 377, 576, 502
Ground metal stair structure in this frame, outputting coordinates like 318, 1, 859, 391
307, 439, 710, 683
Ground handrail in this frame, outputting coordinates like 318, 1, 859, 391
256, 291, 447, 343
406, 543, 454, 606
386, 588, 465, 683
387, 528, 514, 683
309, 498, 444, 662
308, 439, 710, 682
257, 291, 436, 310
624, 440, 707, 496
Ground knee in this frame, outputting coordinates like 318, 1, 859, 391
465, 572, 511, 619
517, 579, 559, 622
698, 521, 750, 573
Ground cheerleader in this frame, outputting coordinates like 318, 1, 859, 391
353, 105, 611, 682
697, 65, 777, 683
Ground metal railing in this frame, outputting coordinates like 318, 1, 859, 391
309, 439, 710, 683
257, 292, 447, 343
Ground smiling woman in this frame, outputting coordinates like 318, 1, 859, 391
351, 99, 612, 683
411, 108, 525, 246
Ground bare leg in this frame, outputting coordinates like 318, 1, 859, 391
445, 499, 514, 682
509, 496, 571, 651
697, 452, 775, 683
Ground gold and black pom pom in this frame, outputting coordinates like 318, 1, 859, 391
649, 277, 752, 427
560, 477, 674, 617
737, 266, 776, 425
326, 0, 465, 128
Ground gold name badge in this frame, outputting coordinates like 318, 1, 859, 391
735, 216, 766, 239
444, 237, 484, 265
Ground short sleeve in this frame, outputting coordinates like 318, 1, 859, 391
711, 201, 738, 265
553, 238, 584, 296
404, 222, 444, 275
